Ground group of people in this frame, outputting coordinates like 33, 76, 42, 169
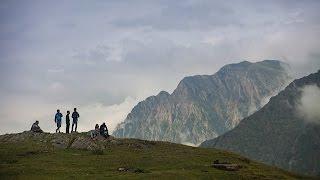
30, 108, 110, 139
90, 123, 109, 139
54, 108, 80, 133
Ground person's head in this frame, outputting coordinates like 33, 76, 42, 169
95, 124, 99, 128
57, 109, 60, 113
35, 120, 39, 125
74, 108, 77, 112
102, 122, 105, 125
67, 111, 70, 114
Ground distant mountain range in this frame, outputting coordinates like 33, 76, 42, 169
201, 70, 320, 176
113, 60, 291, 145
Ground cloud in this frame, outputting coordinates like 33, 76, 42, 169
297, 85, 320, 124
47, 68, 64, 73
0, 96, 139, 134
72, 44, 124, 65
79, 97, 139, 133
0, 0, 320, 134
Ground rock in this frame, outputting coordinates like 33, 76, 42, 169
212, 162, 242, 171
70, 136, 99, 150
51, 137, 69, 149
132, 168, 145, 173
118, 167, 126, 171
117, 167, 145, 173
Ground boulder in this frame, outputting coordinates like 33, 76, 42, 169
212, 160, 242, 171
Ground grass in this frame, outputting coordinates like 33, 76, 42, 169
0, 134, 312, 179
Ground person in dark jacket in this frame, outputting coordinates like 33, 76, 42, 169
99, 122, 109, 138
66, 111, 70, 133
55, 109, 63, 133
31, 120, 43, 133
71, 108, 80, 132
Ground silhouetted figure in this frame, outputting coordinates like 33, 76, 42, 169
55, 109, 63, 133
99, 122, 109, 138
31, 120, 43, 133
66, 111, 70, 133
90, 124, 100, 138
71, 108, 80, 132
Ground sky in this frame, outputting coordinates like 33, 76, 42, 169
0, 0, 320, 134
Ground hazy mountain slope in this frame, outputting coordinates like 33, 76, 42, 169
113, 60, 291, 145
0, 131, 310, 179
201, 70, 320, 176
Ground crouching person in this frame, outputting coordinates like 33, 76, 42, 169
31, 120, 43, 133
90, 124, 100, 139
99, 122, 109, 138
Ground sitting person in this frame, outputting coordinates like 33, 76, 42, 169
31, 120, 43, 133
99, 122, 109, 138
90, 124, 100, 138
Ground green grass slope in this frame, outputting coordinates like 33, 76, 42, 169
0, 132, 310, 179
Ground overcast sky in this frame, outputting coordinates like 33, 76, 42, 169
0, 0, 320, 134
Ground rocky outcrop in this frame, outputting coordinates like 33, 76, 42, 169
200, 70, 320, 176
0, 131, 159, 152
113, 60, 291, 145
0, 131, 114, 151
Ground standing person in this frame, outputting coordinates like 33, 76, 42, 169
99, 122, 109, 138
54, 109, 63, 133
71, 108, 80, 132
66, 111, 70, 133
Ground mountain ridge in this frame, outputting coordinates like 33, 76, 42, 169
200, 70, 320, 176
113, 60, 291, 145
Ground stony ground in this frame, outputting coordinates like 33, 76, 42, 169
0, 131, 312, 179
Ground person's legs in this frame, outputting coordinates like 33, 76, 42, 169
75, 122, 77, 132
66, 123, 69, 133
71, 122, 74, 132
56, 123, 61, 133
101, 131, 107, 138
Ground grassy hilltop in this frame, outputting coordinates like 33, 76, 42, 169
0, 132, 310, 179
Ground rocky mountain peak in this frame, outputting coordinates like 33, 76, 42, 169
113, 60, 292, 145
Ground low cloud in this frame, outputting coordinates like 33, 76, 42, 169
297, 85, 320, 124
0, 96, 139, 134
79, 97, 139, 133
